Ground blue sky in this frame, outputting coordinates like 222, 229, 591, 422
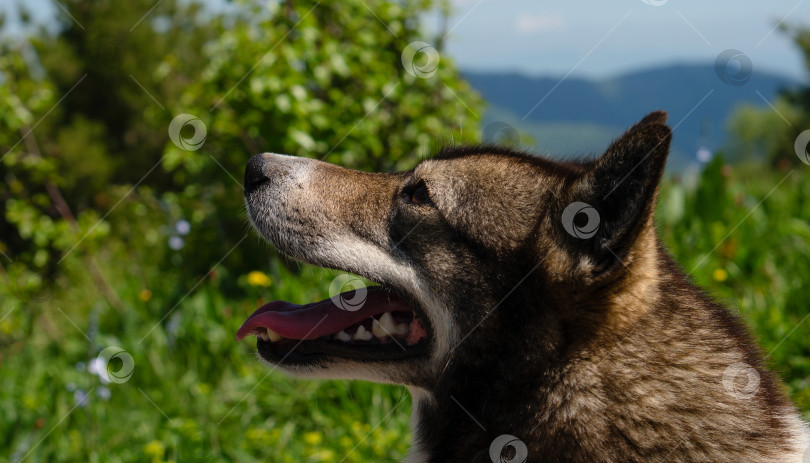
5, 0, 808, 79
437, 0, 808, 79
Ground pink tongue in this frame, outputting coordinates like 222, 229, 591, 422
236, 287, 412, 341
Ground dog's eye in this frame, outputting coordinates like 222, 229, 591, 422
403, 181, 432, 206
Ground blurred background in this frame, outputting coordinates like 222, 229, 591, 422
1, 0, 809, 461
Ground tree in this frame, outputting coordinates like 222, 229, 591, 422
726, 23, 810, 167
0, 0, 222, 305
725, 100, 798, 163
0, 0, 482, 304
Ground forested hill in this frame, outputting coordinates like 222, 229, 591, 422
463, 64, 796, 170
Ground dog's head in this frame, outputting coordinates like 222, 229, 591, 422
238, 112, 671, 389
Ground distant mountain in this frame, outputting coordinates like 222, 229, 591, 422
463, 64, 798, 170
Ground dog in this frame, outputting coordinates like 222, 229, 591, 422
238, 112, 809, 462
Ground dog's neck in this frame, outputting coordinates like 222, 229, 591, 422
402, 240, 667, 462
401, 254, 804, 462
404, 358, 569, 462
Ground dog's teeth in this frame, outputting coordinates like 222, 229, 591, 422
371, 319, 388, 339
394, 323, 409, 336
334, 330, 352, 342
379, 312, 397, 334
256, 327, 283, 342
353, 325, 373, 341
266, 328, 283, 342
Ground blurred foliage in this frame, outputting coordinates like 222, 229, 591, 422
725, 100, 799, 163
725, 23, 810, 167
0, 0, 480, 303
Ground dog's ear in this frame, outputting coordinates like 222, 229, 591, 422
564, 111, 671, 272
629, 110, 668, 128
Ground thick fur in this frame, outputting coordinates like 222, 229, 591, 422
243, 111, 809, 462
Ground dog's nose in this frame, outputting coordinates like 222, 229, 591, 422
244, 154, 268, 195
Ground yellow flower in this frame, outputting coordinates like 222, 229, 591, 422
144, 440, 165, 459
311, 449, 336, 461
351, 421, 364, 435
139, 289, 153, 301
23, 394, 38, 410
713, 268, 728, 282
303, 431, 322, 445
247, 271, 272, 287
246, 427, 273, 445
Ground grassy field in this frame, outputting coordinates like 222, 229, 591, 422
2, 158, 809, 462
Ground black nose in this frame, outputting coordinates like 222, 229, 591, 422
244, 154, 268, 195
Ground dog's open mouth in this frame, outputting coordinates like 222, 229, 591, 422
236, 286, 430, 364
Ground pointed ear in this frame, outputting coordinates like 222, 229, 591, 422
564, 112, 671, 270
630, 110, 668, 128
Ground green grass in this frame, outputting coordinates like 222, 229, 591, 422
1, 260, 412, 462
2, 159, 809, 462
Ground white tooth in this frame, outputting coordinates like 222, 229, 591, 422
379, 312, 397, 334
371, 319, 387, 339
266, 328, 283, 342
256, 330, 269, 342
353, 325, 373, 341
394, 323, 409, 336
334, 330, 352, 342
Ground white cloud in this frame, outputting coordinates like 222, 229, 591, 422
515, 13, 565, 34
